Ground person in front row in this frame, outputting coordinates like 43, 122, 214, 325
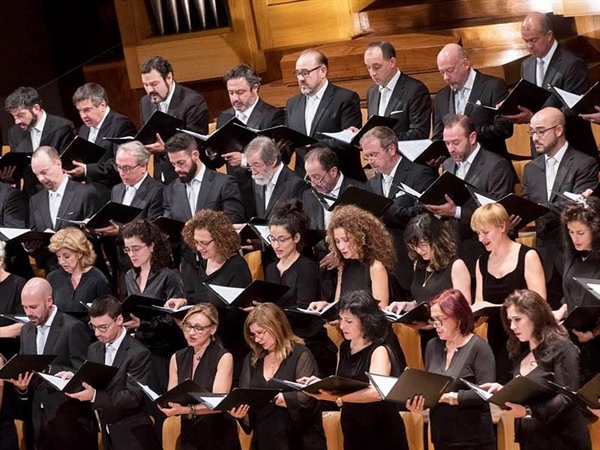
159, 303, 241, 450
482, 289, 591, 450
300, 290, 409, 450
406, 289, 496, 450
230, 303, 326, 450
64, 295, 161, 450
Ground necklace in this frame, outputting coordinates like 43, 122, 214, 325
422, 269, 435, 287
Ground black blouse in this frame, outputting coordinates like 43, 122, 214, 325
47, 267, 111, 315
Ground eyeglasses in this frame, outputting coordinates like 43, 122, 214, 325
248, 161, 266, 171
527, 125, 559, 138
267, 235, 293, 245
293, 66, 323, 79
194, 239, 214, 249
88, 318, 116, 333
123, 244, 147, 254
429, 316, 450, 327
304, 172, 329, 186
249, 329, 267, 340
113, 164, 141, 174
362, 151, 382, 162
181, 322, 212, 334
408, 241, 430, 251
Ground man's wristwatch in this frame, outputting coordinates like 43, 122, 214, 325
335, 397, 344, 408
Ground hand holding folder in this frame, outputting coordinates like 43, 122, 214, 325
135, 378, 207, 408
204, 280, 290, 309
190, 387, 280, 411
37, 360, 118, 394
548, 373, 600, 409
322, 185, 393, 217
485, 79, 551, 117
0, 354, 56, 380
274, 375, 369, 396
462, 375, 555, 409
104, 110, 183, 146
320, 115, 398, 147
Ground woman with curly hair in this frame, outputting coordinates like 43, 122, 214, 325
482, 289, 591, 450
230, 303, 326, 450
309, 205, 397, 311
555, 197, 600, 382
47, 227, 111, 317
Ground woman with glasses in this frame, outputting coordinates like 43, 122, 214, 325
482, 289, 591, 450
406, 289, 496, 450
300, 290, 408, 450
265, 199, 337, 376
386, 213, 471, 357
159, 304, 240, 450
230, 303, 326, 450
471, 203, 545, 384
47, 227, 111, 318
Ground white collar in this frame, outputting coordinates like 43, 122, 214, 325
463, 143, 481, 166
268, 162, 285, 187
128, 173, 148, 191
545, 140, 568, 165
190, 162, 206, 185
329, 173, 345, 197
160, 81, 177, 111
380, 69, 401, 93
383, 156, 402, 181
107, 326, 127, 353
33, 110, 47, 134
39, 305, 58, 330
306, 80, 329, 101
539, 40, 558, 70
50, 175, 69, 197
459, 68, 477, 93
237, 97, 259, 120
92, 106, 110, 132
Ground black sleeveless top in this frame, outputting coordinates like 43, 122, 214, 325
411, 261, 454, 304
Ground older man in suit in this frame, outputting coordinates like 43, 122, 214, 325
65, 295, 161, 450
433, 44, 514, 164
505, 12, 597, 158
424, 115, 514, 275
285, 49, 364, 181
216, 64, 285, 219
10, 277, 96, 450
365, 41, 431, 141
139, 56, 209, 184
361, 126, 437, 296
522, 107, 599, 308
65, 82, 137, 203
5, 86, 76, 198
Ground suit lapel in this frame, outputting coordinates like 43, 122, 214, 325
385, 75, 405, 116
247, 101, 265, 130
43, 312, 63, 355
310, 85, 335, 136
543, 48, 561, 89
196, 170, 213, 212
253, 182, 266, 218
113, 184, 126, 203
56, 181, 76, 229
550, 149, 573, 202
467, 72, 485, 104
265, 167, 288, 216
39, 191, 53, 230
371, 174, 385, 196
464, 150, 485, 187
173, 181, 190, 219
96, 110, 114, 142
367, 87, 379, 118
448, 89, 456, 114
132, 177, 151, 207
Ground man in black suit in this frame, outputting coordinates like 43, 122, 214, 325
65, 82, 137, 203
245, 136, 307, 221
302, 146, 364, 302
433, 44, 514, 163
285, 49, 364, 181
10, 278, 96, 450
521, 107, 599, 308
28, 146, 100, 273
424, 115, 514, 275
216, 64, 285, 219
505, 12, 597, 158
65, 295, 161, 450
362, 126, 437, 296
140, 56, 209, 184
365, 41, 431, 141
5, 86, 76, 198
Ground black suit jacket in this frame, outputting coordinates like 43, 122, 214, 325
442, 147, 514, 273
366, 71, 431, 141
521, 146, 598, 280
78, 109, 137, 203
0, 183, 32, 278
365, 158, 436, 290
285, 83, 364, 181
19, 309, 97, 449
162, 168, 245, 224
252, 165, 308, 220
140, 83, 209, 184
111, 175, 164, 220
217, 99, 285, 220
88, 332, 161, 450
522, 45, 597, 158
433, 71, 514, 161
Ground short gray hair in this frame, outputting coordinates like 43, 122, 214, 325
116, 141, 150, 165
72, 83, 108, 107
244, 136, 281, 165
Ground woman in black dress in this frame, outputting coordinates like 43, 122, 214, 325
406, 289, 496, 450
159, 304, 240, 450
47, 227, 111, 317
483, 289, 591, 450
555, 198, 600, 382
0, 354, 18, 450
266, 199, 337, 376
471, 203, 545, 383
0, 241, 27, 358
301, 290, 409, 450
230, 303, 326, 450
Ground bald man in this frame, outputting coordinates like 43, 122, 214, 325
521, 107, 598, 307
285, 48, 364, 181
13, 278, 96, 450
506, 12, 597, 158
433, 44, 514, 164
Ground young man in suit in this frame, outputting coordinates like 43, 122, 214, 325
66, 82, 138, 203
65, 295, 161, 450
433, 44, 514, 164
364, 41, 431, 141
216, 64, 285, 219
10, 277, 97, 450
361, 126, 437, 296
521, 107, 599, 308
424, 115, 514, 275
139, 56, 209, 184
505, 12, 597, 158
285, 49, 364, 181
4, 86, 76, 198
